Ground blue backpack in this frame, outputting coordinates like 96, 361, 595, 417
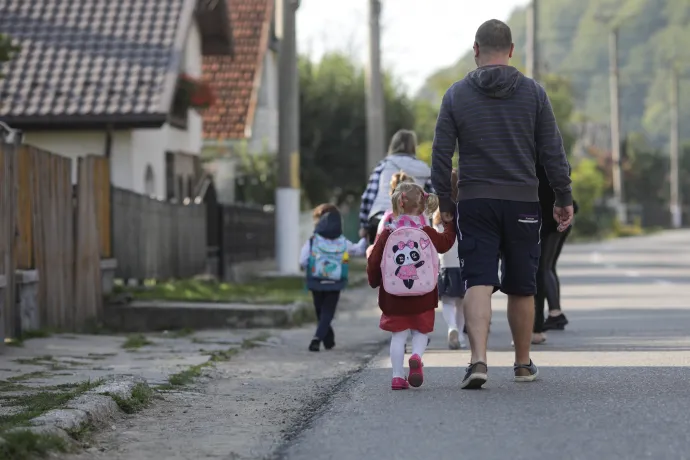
306, 234, 349, 291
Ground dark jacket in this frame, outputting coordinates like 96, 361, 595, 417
431, 65, 572, 214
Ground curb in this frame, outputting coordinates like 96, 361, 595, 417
0, 375, 151, 453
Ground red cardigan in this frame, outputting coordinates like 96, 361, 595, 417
367, 223, 457, 316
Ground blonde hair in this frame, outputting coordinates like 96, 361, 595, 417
387, 129, 418, 156
312, 203, 338, 223
389, 171, 414, 195
391, 182, 439, 217
433, 169, 459, 225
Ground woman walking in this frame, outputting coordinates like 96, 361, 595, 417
359, 129, 433, 244
533, 164, 575, 344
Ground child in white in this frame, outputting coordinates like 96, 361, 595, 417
434, 218, 466, 349
434, 168, 466, 350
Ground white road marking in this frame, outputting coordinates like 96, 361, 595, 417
625, 271, 641, 277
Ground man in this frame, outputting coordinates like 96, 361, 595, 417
431, 19, 573, 389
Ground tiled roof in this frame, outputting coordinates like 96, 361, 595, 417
0, 0, 231, 128
203, 0, 274, 141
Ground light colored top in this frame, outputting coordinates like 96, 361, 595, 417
299, 237, 368, 269
366, 154, 432, 220
435, 223, 460, 268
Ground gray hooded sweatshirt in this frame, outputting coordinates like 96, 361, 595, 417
431, 65, 572, 214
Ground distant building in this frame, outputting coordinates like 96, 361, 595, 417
202, 0, 278, 203
0, 0, 233, 202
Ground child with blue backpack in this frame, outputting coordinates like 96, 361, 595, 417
300, 204, 368, 352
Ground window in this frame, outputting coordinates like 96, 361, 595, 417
169, 83, 189, 129
144, 165, 156, 197
166, 152, 176, 201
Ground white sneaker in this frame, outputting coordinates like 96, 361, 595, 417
458, 335, 467, 349
448, 329, 461, 350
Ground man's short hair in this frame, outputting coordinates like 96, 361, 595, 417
475, 19, 513, 54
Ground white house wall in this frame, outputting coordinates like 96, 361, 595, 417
248, 50, 279, 155
23, 130, 134, 191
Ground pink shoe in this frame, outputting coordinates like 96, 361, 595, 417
391, 377, 409, 390
408, 354, 424, 388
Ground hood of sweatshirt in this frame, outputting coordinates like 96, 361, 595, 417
466, 65, 523, 99
314, 211, 343, 239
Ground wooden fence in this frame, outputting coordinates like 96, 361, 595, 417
0, 145, 106, 337
112, 188, 207, 281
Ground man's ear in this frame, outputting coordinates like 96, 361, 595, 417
509, 43, 514, 58
473, 42, 479, 57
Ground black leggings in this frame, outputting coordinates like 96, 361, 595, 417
534, 226, 571, 333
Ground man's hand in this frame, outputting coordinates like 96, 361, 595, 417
359, 227, 368, 238
553, 205, 574, 232
441, 212, 454, 224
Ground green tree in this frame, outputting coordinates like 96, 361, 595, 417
299, 52, 415, 206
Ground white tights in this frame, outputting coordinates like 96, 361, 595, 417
390, 330, 428, 378
441, 296, 465, 334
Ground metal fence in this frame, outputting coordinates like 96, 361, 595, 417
220, 203, 275, 266
112, 188, 207, 281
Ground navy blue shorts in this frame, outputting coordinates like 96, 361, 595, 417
455, 199, 541, 296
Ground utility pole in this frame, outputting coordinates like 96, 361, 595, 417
670, 66, 681, 228
275, 0, 301, 274
365, 0, 386, 175
608, 27, 626, 224
525, 0, 539, 80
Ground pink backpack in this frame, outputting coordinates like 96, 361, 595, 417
380, 216, 439, 296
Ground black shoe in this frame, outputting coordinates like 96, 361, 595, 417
323, 328, 335, 350
543, 313, 568, 331
461, 361, 488, 389
309, 339, 320, 352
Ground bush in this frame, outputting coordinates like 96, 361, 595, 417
571, 158, 608, 238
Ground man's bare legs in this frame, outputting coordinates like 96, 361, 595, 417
464, 286, 493, 363
507, 294, 534, 365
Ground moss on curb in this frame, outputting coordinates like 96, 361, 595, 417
107, 383, 154, 414
0, 430, 70, 460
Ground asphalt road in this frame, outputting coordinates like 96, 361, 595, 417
281, 231, 690, 460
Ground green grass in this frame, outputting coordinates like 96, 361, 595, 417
122, 334, 153, 350
12, 355, 55, 366
7, 372, 49, 383
112, 277, 309, 305
165, 364, 206, 387
107, 383, 153, 414
0, 380, 101, 433
158, 333, 272, 390
0, 430, 70, 460
4, 330, 53, 348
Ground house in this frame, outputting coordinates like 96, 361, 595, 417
202, 0, 278, 203
0, 0, 233, 201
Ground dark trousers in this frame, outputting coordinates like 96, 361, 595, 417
367, 215, 382, 245
312, 290, 340, 341
534, 227, 571, 333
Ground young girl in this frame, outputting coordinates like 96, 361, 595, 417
375, 171, 416, 235
434, 169, 466, 350
367, 182, 456, 390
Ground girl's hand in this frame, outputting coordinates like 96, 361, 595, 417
441, 212, 454, 223
365, 244, 374, 259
